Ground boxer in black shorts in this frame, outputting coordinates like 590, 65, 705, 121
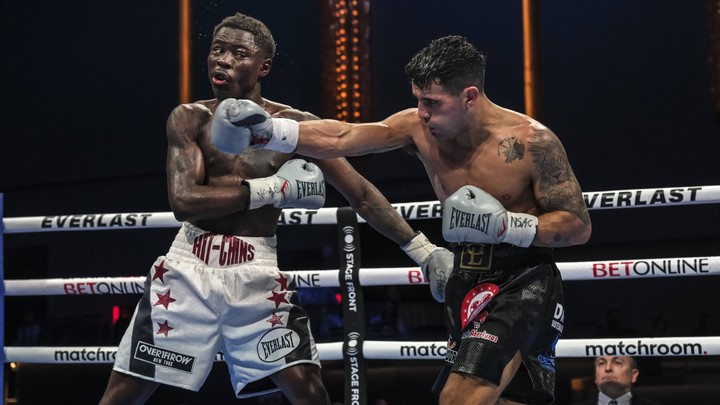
433, 243, 564, 404
218, 35, 591, 404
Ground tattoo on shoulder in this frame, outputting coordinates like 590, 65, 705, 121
529, 130, 591, 225
528, 130, 567, 183
497, 136, 525, 163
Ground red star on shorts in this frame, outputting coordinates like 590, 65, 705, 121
275, 273, 289, 291
267, 291, 289, 308
154, 290, 177, 310
267, 312, 284, 327
156, 320, 173, 337
152, 261, 170, 283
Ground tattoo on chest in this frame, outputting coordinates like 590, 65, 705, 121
498, 137, 525, 163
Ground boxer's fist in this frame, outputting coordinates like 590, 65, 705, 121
210, 98, 266, 154
243, 159, 326, 209
401, 232, 453, 302
211, 98, 299, 154
424, 248, 453, 303
442, 186, 537, 247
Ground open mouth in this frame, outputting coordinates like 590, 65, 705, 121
211, 71, 230, 86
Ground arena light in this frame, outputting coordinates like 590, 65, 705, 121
178, 0, 192, 104
322, 0, 371, 121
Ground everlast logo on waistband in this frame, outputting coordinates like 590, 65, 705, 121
448, 207, 492, 235
296, 180, 325, 198
134, 342, 195, 372
192, 234, 255, 266
460, 244, 493, 271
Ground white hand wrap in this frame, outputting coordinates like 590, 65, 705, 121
261, 118, 299, 153
401, 232, 453, 303
503, 212, 538, 247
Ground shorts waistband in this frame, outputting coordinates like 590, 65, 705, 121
451, 243, 553, 272
168, 222, 278, 268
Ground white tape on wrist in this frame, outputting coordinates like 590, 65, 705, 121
504, 212, 538, 247
401, 231, 437, 266
243, 177, 279, 209
265, 118, 299, 153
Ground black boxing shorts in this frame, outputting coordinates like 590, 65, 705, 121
432, 243, 564, 404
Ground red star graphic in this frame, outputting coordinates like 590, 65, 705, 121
156, 320, 173, 337
154, 290, 177, 309
152, 261, 170, 283
266, 312, 284, 327
267, 291, 289, 308
275, 273, 289, 291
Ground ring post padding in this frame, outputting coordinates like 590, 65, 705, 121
337, 207, 366, 405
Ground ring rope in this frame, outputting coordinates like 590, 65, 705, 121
3, 187, 719, 397
4, 184, 720, 233
4, 255, 720, 296
5, 336, 720, 364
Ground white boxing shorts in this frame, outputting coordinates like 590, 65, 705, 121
113, 222, 320, 396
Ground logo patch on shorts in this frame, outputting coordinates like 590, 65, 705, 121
460, 283, 499, 330
257, 328, 300, 362
459, 244, 493, 271
134, 341, 195, 373
552, 303, 565, 333
467, 328, 499, 343
538, 335, 559, 371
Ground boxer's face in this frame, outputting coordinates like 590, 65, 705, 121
208, 27, 271, 100
412, 82, 469, 142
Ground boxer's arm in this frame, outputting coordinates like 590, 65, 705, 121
211, 98, 415, 158
318, 158, 415, 244
321, 158, 452, 302
166, 103, 252, 221
527, 128, 592, 247
293, 116, 413, 159
273, 108, 320, 121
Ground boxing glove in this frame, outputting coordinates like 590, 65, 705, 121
401, 231, 454, 303
243, 159, 326, 209
442, 186, 537, 247
210, 98, 298, 154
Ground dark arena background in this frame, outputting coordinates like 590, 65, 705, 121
2, 1, 720, 404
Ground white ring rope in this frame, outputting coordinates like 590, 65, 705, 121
4, 185, 720, 233
3, 186, 719, 370
5, 336, 720, 364
5, 256, 720, 296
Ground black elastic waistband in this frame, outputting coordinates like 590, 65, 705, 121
450, 243, 553, 272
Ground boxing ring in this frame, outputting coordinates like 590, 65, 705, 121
2, 185, 720, 403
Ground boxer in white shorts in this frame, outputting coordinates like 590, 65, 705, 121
114, 222, 318, 396
100, 13, 452, 405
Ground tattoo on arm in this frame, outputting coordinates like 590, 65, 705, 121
175, 149, 195, 174
529, 131, 591, 225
